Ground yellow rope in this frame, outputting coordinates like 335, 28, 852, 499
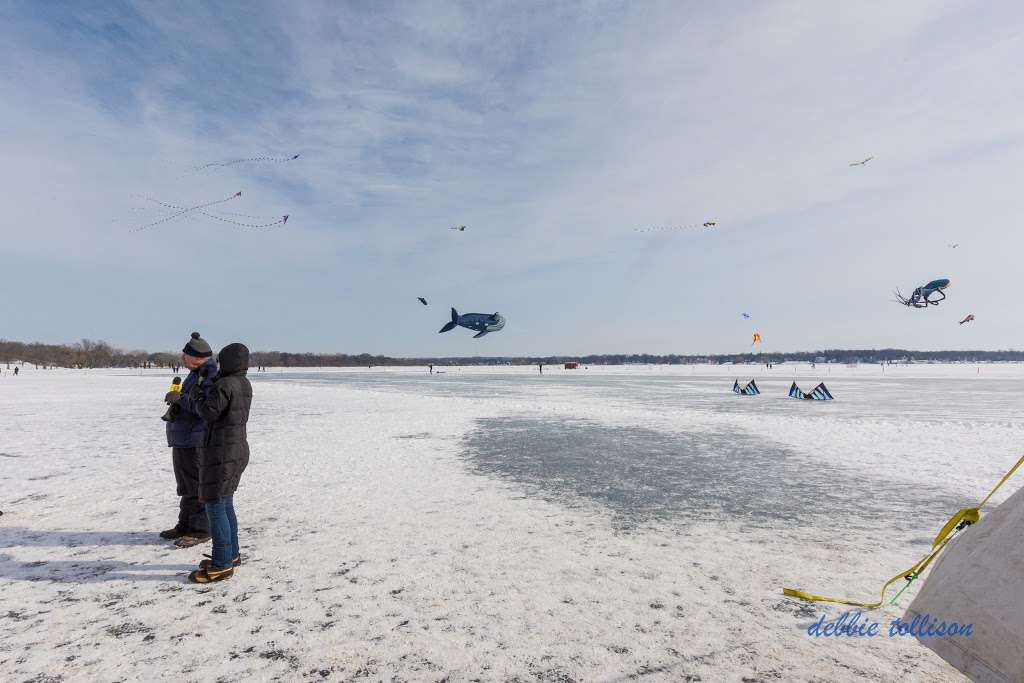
783, 452, 1024, 609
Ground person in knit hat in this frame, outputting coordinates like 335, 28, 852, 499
161, 332, 218, 547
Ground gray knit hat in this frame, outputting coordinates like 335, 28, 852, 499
182, 331, 212, 358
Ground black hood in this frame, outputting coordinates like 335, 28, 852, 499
217, 343, 250, 376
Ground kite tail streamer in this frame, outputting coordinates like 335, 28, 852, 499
130, 192, 242, 232
137, 195, 281, 221
634, 222, 716, 233
131, 195, 288, 229
196, 211, 289, 229
186, 154, 300, 173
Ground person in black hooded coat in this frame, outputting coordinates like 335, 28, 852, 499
188, 342, 252, 583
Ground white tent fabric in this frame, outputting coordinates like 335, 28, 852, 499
905, 484, 1024, 683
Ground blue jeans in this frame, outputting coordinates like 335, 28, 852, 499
204, 496, 239, 569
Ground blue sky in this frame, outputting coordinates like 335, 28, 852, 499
2, 1, 1023, 356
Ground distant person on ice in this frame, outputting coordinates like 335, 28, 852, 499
186, 342, 253, 584
160, 332, 217, 547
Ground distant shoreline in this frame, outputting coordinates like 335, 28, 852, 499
3, 338, 1024, 369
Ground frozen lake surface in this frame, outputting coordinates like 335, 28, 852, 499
3, 363, 1022, 681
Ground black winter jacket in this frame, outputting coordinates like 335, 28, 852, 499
194, 343, 252, 502
165, 359, 218, 448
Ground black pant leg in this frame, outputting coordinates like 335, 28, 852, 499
172, 447, 208, 534
172, 447, 189, 531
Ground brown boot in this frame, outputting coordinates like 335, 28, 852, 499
187, 566, 234, 584
174, 534, 211, 548
199, 553, 241, 570
159, 526, 187, 540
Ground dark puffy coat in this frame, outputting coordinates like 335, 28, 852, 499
166, 359, 218, 448
194, 343, 252, 502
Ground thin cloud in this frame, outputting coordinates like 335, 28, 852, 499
1, 1, 1022, 354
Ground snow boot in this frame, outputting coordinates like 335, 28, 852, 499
199, 553, 241, 570
159, 526, 188, 540
187, 566, 234, 584
174, 534, 211, 548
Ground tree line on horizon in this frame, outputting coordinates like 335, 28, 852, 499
3, 338, 1024, 369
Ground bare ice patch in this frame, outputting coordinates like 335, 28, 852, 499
459, 416, 964, 531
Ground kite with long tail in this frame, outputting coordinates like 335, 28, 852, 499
129, 192, 242, 233
184, 154, 300, 174
132, 195, 289, 229
635, 221, 717, 234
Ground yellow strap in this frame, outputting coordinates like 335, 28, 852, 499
978, 452, 1024, 507
931, 507, 979, 547
783, 452, 1024, 609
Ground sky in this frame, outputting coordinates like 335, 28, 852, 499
1, 0, 1023, 357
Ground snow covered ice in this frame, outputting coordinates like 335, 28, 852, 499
2, 363, 1023, 681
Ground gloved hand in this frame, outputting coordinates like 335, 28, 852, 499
187, 379, 205, 404
198, 364, 217, 386
165, 391, 183, 405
